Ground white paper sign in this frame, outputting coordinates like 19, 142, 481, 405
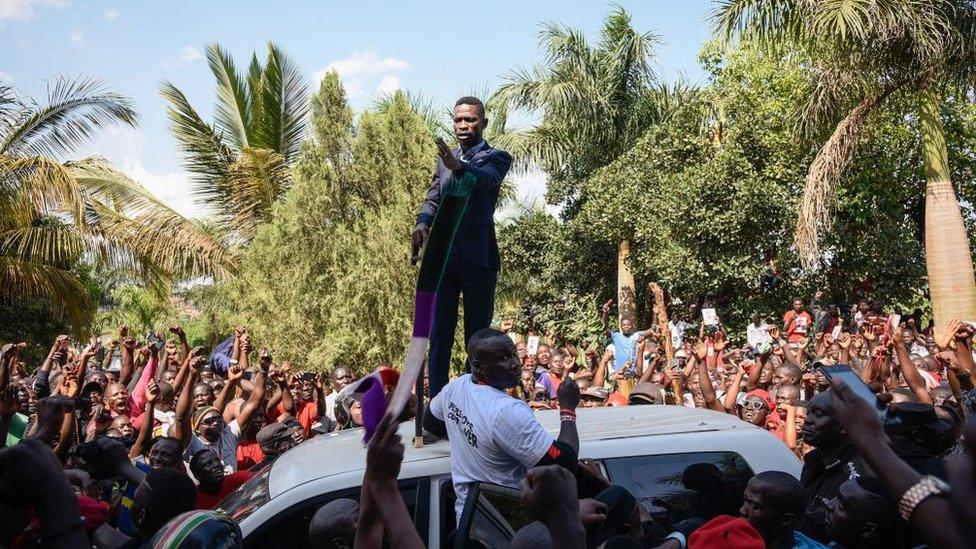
526, 335, 540, 356
702, 308, 719, 326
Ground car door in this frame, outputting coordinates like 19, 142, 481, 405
452, 483, 534, 549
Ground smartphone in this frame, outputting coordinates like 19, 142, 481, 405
819, 364, 885, 415
146, 331, 165, 351
526, 335, 540, 356
831, 325, 842, 339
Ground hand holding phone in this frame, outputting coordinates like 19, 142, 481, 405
819, 364, 885, 415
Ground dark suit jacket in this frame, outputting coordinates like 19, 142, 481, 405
416, 141, 512, 271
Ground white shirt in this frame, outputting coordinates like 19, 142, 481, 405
429, 374, 553, 521
747, 322, 772, 349
184, 419, 242, 473
324, 392, 339, 422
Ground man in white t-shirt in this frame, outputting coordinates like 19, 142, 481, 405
424, 328, 581, 521
747, 313, 773, 350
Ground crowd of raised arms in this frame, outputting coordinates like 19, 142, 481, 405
1, 290, 976, 548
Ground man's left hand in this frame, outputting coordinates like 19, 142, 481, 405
436, 137, 461, 171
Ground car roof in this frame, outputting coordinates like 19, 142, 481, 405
268, 405, 754, 497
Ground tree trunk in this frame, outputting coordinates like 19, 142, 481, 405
920, 90, 976, 332
617, 240, 637, 324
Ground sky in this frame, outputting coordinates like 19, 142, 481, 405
0, 0, 715, 217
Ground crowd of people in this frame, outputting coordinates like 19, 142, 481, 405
1, 289, 975, 548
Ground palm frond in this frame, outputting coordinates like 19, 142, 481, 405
0, 256, 93, 327
260, 42, 310, 163
0, 76, 137, 158
794, 83, 903, 268
206, 42, 251, 151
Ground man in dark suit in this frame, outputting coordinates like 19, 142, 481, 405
412, 96, 512, 397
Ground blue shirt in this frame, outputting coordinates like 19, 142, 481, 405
610, 331, 641, 373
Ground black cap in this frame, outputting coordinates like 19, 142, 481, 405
888, 402, 952, 432
256, 423, 291, 445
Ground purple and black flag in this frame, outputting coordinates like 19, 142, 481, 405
352, 172, 477, 442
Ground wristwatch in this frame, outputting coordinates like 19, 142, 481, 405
898, 475, 950, 521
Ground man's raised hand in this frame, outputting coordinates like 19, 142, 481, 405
435, 137, 461, 171
556, 376, 580, 411
366, 414, 404, 485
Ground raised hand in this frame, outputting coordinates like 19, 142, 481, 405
227, 363, 244, 382
837, 332, 852, 349
521, 465, 582, 526
189, 355, 206, 374
366, 414, 404, 484
600, 299, 613, 317
145, 380, 160, 403
259, 348, 273, 371
435, 137, 461, 171
712, 332, 727, 351
954, 322, 975, 347
499, 319, 514, 333
694, 342, 708, 361
168, 324, 186, 338
768, 326, 781, 340
556, 376, 581, 410
0, 385, 22, 417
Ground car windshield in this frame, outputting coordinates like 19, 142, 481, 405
603, 451, 753, 523
218, 467, 272, 522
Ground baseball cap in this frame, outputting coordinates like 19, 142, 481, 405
256, 422, 291, 446
581, 386, 609, 401
629, 382, 665, 405
744, 389, 775, 411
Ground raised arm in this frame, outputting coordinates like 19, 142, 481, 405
891, 329, 931, 404
171, 356, 203, 446
119, 330, 137, 388
215, 364, 243, 414
169, 325, 189, 364
130, 380, 159, 460
599, 300, 613, 338
693, 344, 723, 412
593, 350, 611, 388
237, 366, 267, 433
724, 363, 748, 412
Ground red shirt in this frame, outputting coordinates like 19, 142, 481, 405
236, 439, 264, 471
195, 471, 254, 510
783, 310, 813, 343
272, 400, 319, 436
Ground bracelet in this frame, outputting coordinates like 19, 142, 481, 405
559, 408, 577, 421
41, 516, 85, 543
898, 475, 950, 521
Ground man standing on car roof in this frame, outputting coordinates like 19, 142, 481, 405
423, 328, 580, 521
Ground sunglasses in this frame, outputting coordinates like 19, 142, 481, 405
742, 399, 768, 410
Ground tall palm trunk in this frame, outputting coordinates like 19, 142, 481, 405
617, 240, 637, 324
920, 90, 976, 332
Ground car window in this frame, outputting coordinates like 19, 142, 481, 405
220, 467, 271, 522
455, 483, 534, 549
243, 480, 421, 549
603, 451, 753, 523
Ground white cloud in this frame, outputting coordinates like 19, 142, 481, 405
325, 48, 408, 77
0, 0, 67, 23
104, 8, 120, 21
119, 158, 202, 219
375, 75, 401, 96
162, 46, 202, 69
68, 28, 83, 43
314, 48, 409, 100
0, 70, 13, 82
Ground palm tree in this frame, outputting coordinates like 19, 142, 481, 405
712, 0, 976, 330
492, 5, 694, 322
0, 78, 232, 330
161, 42, 310, 244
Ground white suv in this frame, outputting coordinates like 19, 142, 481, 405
221, 405, 801, 548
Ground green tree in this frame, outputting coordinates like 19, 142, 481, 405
492, 6, 699, 322
161, 42, 310, 245
1, 78, 231, 334
233, 85, 435, 372
712, 0, 976, 330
